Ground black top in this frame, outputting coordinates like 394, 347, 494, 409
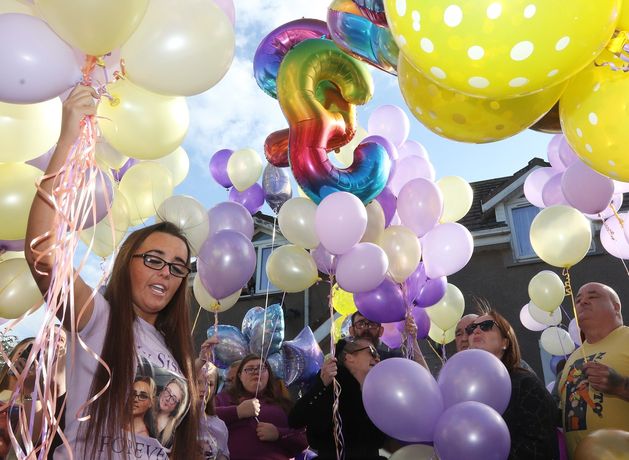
288, 366, 386, 460
503, 369, 559, 460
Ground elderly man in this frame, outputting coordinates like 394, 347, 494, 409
558, 282, 629, 458
454, 314, 478, 352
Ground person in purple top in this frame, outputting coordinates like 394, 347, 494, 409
215, 354, 307, 460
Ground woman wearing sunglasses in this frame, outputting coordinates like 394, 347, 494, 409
288, 337, 387, 460
215, 354, 307, 460
467, 309, 559, 459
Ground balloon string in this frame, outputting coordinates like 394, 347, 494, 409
328, 275, 344, 460
562, 268, 587, 362
426, 339, 445, 367
399, 283, 412, 360
191, 305, 203, 337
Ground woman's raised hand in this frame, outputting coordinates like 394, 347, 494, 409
59, 85, 99, 145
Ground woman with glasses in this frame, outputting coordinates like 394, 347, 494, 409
155, 378, 189, 447
196, 361, 229, 460
215, 354, 307, 460
288, 337, 387, 460
130, 377, 156, 438
467, 308, 559, 459
25, 85, 200, 458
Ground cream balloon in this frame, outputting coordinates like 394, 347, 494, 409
540, 327, 576, 356
35, 0, 149, 56
118, 162, 174, 225
226, 148, 263, 192
528, 270, 565, 313
121, 0, 235, 96
0, 251, 25, 263
361, 200, 385, 244
428, 322, 455, 345
156, 195, 209, 256
151, 146, 189, 186
0, 258, 44, 319
390, 444, 437, 460
437, 176, 473, 223
95, 136, 128, 170
425, 283, 465, 331
334, 125, 368, 168
265, 245, 318, 293
0, 98, 61, 162
530, 205, 592, 268
97, 78, 189, 160
0, 163, 42, 240
0, 0, 34, 14
528, 301, 562, 326
278, 197, 319, 249
80, 190, 130, 258
193, 275, 239, 313
378, 225, 421, 283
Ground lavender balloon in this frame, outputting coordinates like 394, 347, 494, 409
26, 145, 54, 171
382, 322, 403, 348
556, 136, 579, 170
397, 178, 442, 237
310, 244, 337, 275
562, 160, 614, 214
398, 139, 428, 159
229, 183, 265, 214
524, 167, 560, 208
0, 14, 81, 104
206, 324, 249, 369
404, 262, 428, 302
197, 230, 256, 299
389, 156, 436, 196
396, 307, 431, 340
568, 318, 582, 346
367, 105, 410, 147
82, 171, 114, 229
375, 186, 397, 227
213, 0, 235, 25
209, 149, 234, 188
335, 243, 388, 293
282, 326, 324, 386
416, 276, 447, 308
354, 278, 406, 323
0, 239, 24, 252
208, 201, 254, 239
363, 358, 444, 442
262, 163, 292, 213
112, 158, 137, 182
437, 349, 512, 414
434, 402, 511, 460
541, 173, 568, 207
421, 223, 473, 279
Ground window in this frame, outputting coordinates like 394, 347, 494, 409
256, 245, 280, 294
510, 204, 541, 260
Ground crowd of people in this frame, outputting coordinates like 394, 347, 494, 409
0, 86, 626, 460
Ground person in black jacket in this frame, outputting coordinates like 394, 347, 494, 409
288, 337, 386, 460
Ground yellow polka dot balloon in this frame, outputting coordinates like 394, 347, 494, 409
384, 0, 620, 98
560, 50, 629, 181
398, 53, 566, 143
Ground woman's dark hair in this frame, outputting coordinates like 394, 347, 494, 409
84, 221, 199, 459
334, 336, 373, 366
475, 299, 522, 373
229, 354, 293, 414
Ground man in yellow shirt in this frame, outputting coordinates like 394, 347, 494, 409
559, 282, 629, 458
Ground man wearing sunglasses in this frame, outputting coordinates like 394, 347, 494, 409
454, 313, 479, 352
348, 312, 427, 369
558, 282, 629, 459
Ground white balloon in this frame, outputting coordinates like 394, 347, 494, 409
192, 275, 239, 312
156, 195, 210, 256
540, 327, 576, 356
528, 302, 562, 326
226, 148, 263, 191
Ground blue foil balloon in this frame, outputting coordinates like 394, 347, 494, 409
207, 325, 248, 369
262, 163, 292, 214
242, 304, 285, 356
266, 351, 285, 380
282, 327, 324, 386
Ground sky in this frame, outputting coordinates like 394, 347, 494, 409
3, 0, 556, 339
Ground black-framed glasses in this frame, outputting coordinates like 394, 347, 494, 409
133, 391, 150, 402
465, 319, 498, 336
348, 345, 380, 360
353, 319, 380, 330
162, 386, 181, 405
133, 253, 190, 278
241, 366, 268, 375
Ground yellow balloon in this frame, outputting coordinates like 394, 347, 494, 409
618, 3, 629, 30
80, 190, 130, 258
193, 275, 239, 313
378, 225, 421, 283
528, 270, 565, 312
0, 98, 61, 163
121, 0, 235, 96
119, 162, 174, 225
156, 195, 209, 256
0, 251, 25, 263
226, 148, 263, 192
385, 0, 620, 98
575, 429, 629, 460
398, 54, 566, 143
0, 258, 44, 319
332, 314, 350, 343
425, 283, 464, 331
95, 137, 128, 170
390, 444, 437, 460
0, 0, 34, 14
361, 200, 385, 244
35, 0, 149, 56
331, 283, 357, 316
560, 50, 629, 181
265, 245, 318, 293
428, 322, 455, 345
98, 78, 189, 160
151, 147, 189, 186
278, 197, 319, 249
437, 176, 474, 222
529, 205, 592, 268
333, 125, 368, 168
528, 301, 562, 326
0, 163, 42, 240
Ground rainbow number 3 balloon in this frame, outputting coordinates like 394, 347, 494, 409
276, 38, 391, 204
384, 0, 620, 98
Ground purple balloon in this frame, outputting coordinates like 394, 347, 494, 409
404, 262, 428, 303
229, 183, 265, 214
562, 159, 614, 214
396, 307, 431, 340
335, 243, 388, 294
26, 145, 55, 171
208, 201, 254, 239
354, 278, 406, 323
382, 322, 403, 348
315, 192, 368, 255
585, 193, 622, 220
422, 223, 473, 279
437, 349, 512, 414
601, 213, 629, 259
363, 358, 444, 442
0, 239, 25, 252
557, 136, 579, 170
397, 139, 428, 159
374, 186, 397, 227
197, 230, 256, 299
112, 158, 137, 182
0, 14, 81, 104
524, 167, 561, 208
389, 156, 436, 196
397, 178, 443, 237
82, 171, 114, 229
434, 402, 511, 460
310, 244, 337, 275
542, 173, 568, 207
416, 276, 447, 308
367, 105, 410, 147
546, 134, 563, 170
209, 149, 234, 188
